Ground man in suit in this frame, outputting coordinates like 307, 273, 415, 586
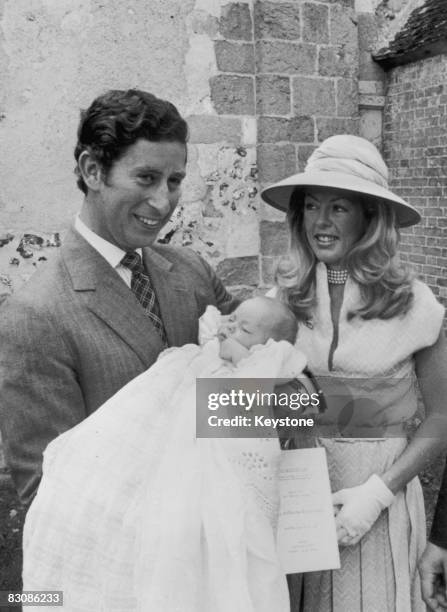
419, 461, 447, 611
0, 89, 237, 506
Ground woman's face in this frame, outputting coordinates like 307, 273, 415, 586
303, 188, 367, 268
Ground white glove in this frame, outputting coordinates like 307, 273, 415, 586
332, 474, 394, 546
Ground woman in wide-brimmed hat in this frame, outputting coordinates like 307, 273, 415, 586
262, 135, 447, 612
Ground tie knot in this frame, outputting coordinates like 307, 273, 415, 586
121, 251, 144, 274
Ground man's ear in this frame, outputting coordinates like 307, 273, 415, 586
77, 150, 103, 192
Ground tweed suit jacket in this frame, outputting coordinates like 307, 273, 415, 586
0, 227, 238, 505
430, 460, 447, 548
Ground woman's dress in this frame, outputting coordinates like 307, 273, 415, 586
291, 263, 444, 612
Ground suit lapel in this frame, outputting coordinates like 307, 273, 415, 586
62, 228, 164, 368
142, 247, 199, 347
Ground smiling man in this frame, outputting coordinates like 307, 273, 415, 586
0, 89, 237, 505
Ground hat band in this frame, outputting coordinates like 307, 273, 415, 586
305, 158, 389, 190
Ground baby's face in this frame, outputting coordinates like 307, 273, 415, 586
218, 298, 274, 349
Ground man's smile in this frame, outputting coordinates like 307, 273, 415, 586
134, 214, 163, 228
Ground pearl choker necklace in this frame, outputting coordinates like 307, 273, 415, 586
327, 268, 348, 284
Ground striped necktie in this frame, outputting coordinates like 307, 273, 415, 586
120, 251, 168, 346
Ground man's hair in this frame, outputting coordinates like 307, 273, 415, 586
74, 89, 189, 194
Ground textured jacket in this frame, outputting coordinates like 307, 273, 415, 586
0, 227, 237, 505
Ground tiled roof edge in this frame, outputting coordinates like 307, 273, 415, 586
373, 0, 447, 69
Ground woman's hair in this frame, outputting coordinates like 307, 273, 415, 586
275, 189, 414, 321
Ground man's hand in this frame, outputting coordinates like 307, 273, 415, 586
419, 542, 447, 611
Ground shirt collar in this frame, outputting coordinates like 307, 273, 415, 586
74, 215, 142, 268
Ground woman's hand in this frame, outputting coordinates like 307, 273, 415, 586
332, 474, 394, 546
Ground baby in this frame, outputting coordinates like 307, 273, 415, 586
215, 297, 317, 404
217, 296, 298, 364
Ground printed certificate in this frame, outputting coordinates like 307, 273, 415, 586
277, 447, 340, 574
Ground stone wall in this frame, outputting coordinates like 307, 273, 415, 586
0, 0, 362, 472
0, 0, 258, 300
210, 0, 360, 290
0, 0, 361, 302
382, 54, 447, 310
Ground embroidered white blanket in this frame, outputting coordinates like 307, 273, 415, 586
23, 306, 306, 612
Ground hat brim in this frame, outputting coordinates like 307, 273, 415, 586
261, 170, 421, 228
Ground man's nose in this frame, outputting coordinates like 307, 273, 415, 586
148, 182, 171, 216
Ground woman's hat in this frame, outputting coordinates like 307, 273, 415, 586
261, 135, 421, 228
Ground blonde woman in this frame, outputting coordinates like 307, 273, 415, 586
262, 135, 447, 611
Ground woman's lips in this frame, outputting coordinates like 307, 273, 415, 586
314, 234, 339, 245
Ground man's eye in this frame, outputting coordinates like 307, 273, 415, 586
241, 327, 251, 334
137, 175, 153, 183
168, 177, 184, 190
334, 205, 347, 213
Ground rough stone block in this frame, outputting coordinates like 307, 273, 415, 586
359, 80, 385, 95
337, 78, 359, 117
0, 439, 6, 469
359, 50, 386, 81
292, 77, 336, 115
316, 117, 359, 141
215, 41, 255, 74
297, 144, 317, 170
189, 10, 220, 37
359, 94, 385, 109
258, 116, 314, 143
257, 144, 297, 184
260, 220, 290, 256
0, 231, 63, 297
256, 41, 316, 75
255, 2, 300, 40
261, 256, 281, 285
302, 3, 329, 44
318, 44, 358, 78
241, 116, 257, 145
216, 255, 259, 285
256, 75, 290, 115
330, 4, 357, 46
210, 75, 255, 115
187, 115, 243, 144
309, 0, 354, 3
357, 13, 377, 52
290, 117, 316, 143
219, 3, 253, 41
359, 108, 382, 148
